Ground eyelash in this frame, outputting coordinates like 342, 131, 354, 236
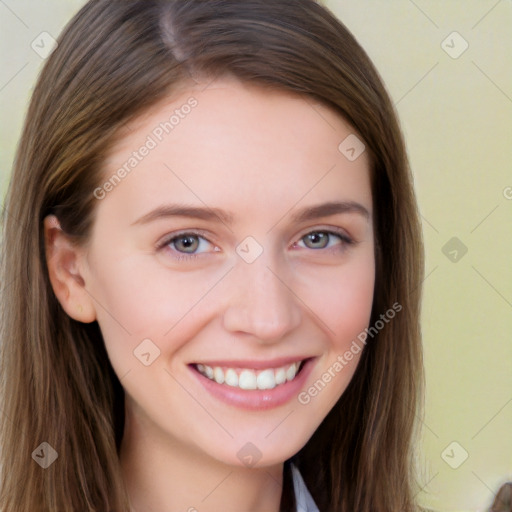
156, 228, 355, 261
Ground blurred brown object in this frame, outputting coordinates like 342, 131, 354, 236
490, 482, 512, 511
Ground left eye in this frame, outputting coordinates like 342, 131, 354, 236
296, 231, 346, 250
166, 234, 213, 254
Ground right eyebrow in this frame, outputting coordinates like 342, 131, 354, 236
131, 204, 234, 226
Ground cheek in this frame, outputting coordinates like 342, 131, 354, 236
86, 254, 226, 368
328, 272, 375, 351
293, 260, 374, 423
296, 254, 375, 350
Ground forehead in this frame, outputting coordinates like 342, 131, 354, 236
98, 77, 372, 226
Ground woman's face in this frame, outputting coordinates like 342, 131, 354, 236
81, 77, 374, 467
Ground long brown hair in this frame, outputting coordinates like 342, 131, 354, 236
0, 1, 424, 510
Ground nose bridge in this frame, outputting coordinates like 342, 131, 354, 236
222, 252, 301, 341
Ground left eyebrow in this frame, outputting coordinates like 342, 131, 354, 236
290, 201, 371, 223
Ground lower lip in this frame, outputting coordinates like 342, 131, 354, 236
189, 358, 316, 411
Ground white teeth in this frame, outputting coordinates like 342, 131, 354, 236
257, 369, 276, 390
274, 368, 287, 385
239, 370, 257, 390
286, 363, 298, 381
204, 365, 214, 379
213, 367, 224, 384
224, 368, 238, 387
195, 361, 303, 390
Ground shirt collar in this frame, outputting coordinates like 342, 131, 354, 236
290, 463, 320, 512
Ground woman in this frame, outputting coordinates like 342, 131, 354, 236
0, 1, 425, 510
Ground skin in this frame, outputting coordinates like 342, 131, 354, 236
44, 77, 375, 512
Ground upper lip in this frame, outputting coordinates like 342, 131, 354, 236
190, 356, 313, 370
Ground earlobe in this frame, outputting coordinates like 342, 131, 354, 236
43, 215, 97, 323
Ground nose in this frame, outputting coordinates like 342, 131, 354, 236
222, 256, 302, 343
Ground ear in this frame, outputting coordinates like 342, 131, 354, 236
43, 215, 97, 323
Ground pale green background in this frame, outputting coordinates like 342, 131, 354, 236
1, 1, 511, 511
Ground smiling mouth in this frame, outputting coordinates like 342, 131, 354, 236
191, 360, 308, 391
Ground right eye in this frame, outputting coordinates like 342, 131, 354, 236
157, 231, 219, 260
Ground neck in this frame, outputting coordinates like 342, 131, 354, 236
119, 404, 284, 512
